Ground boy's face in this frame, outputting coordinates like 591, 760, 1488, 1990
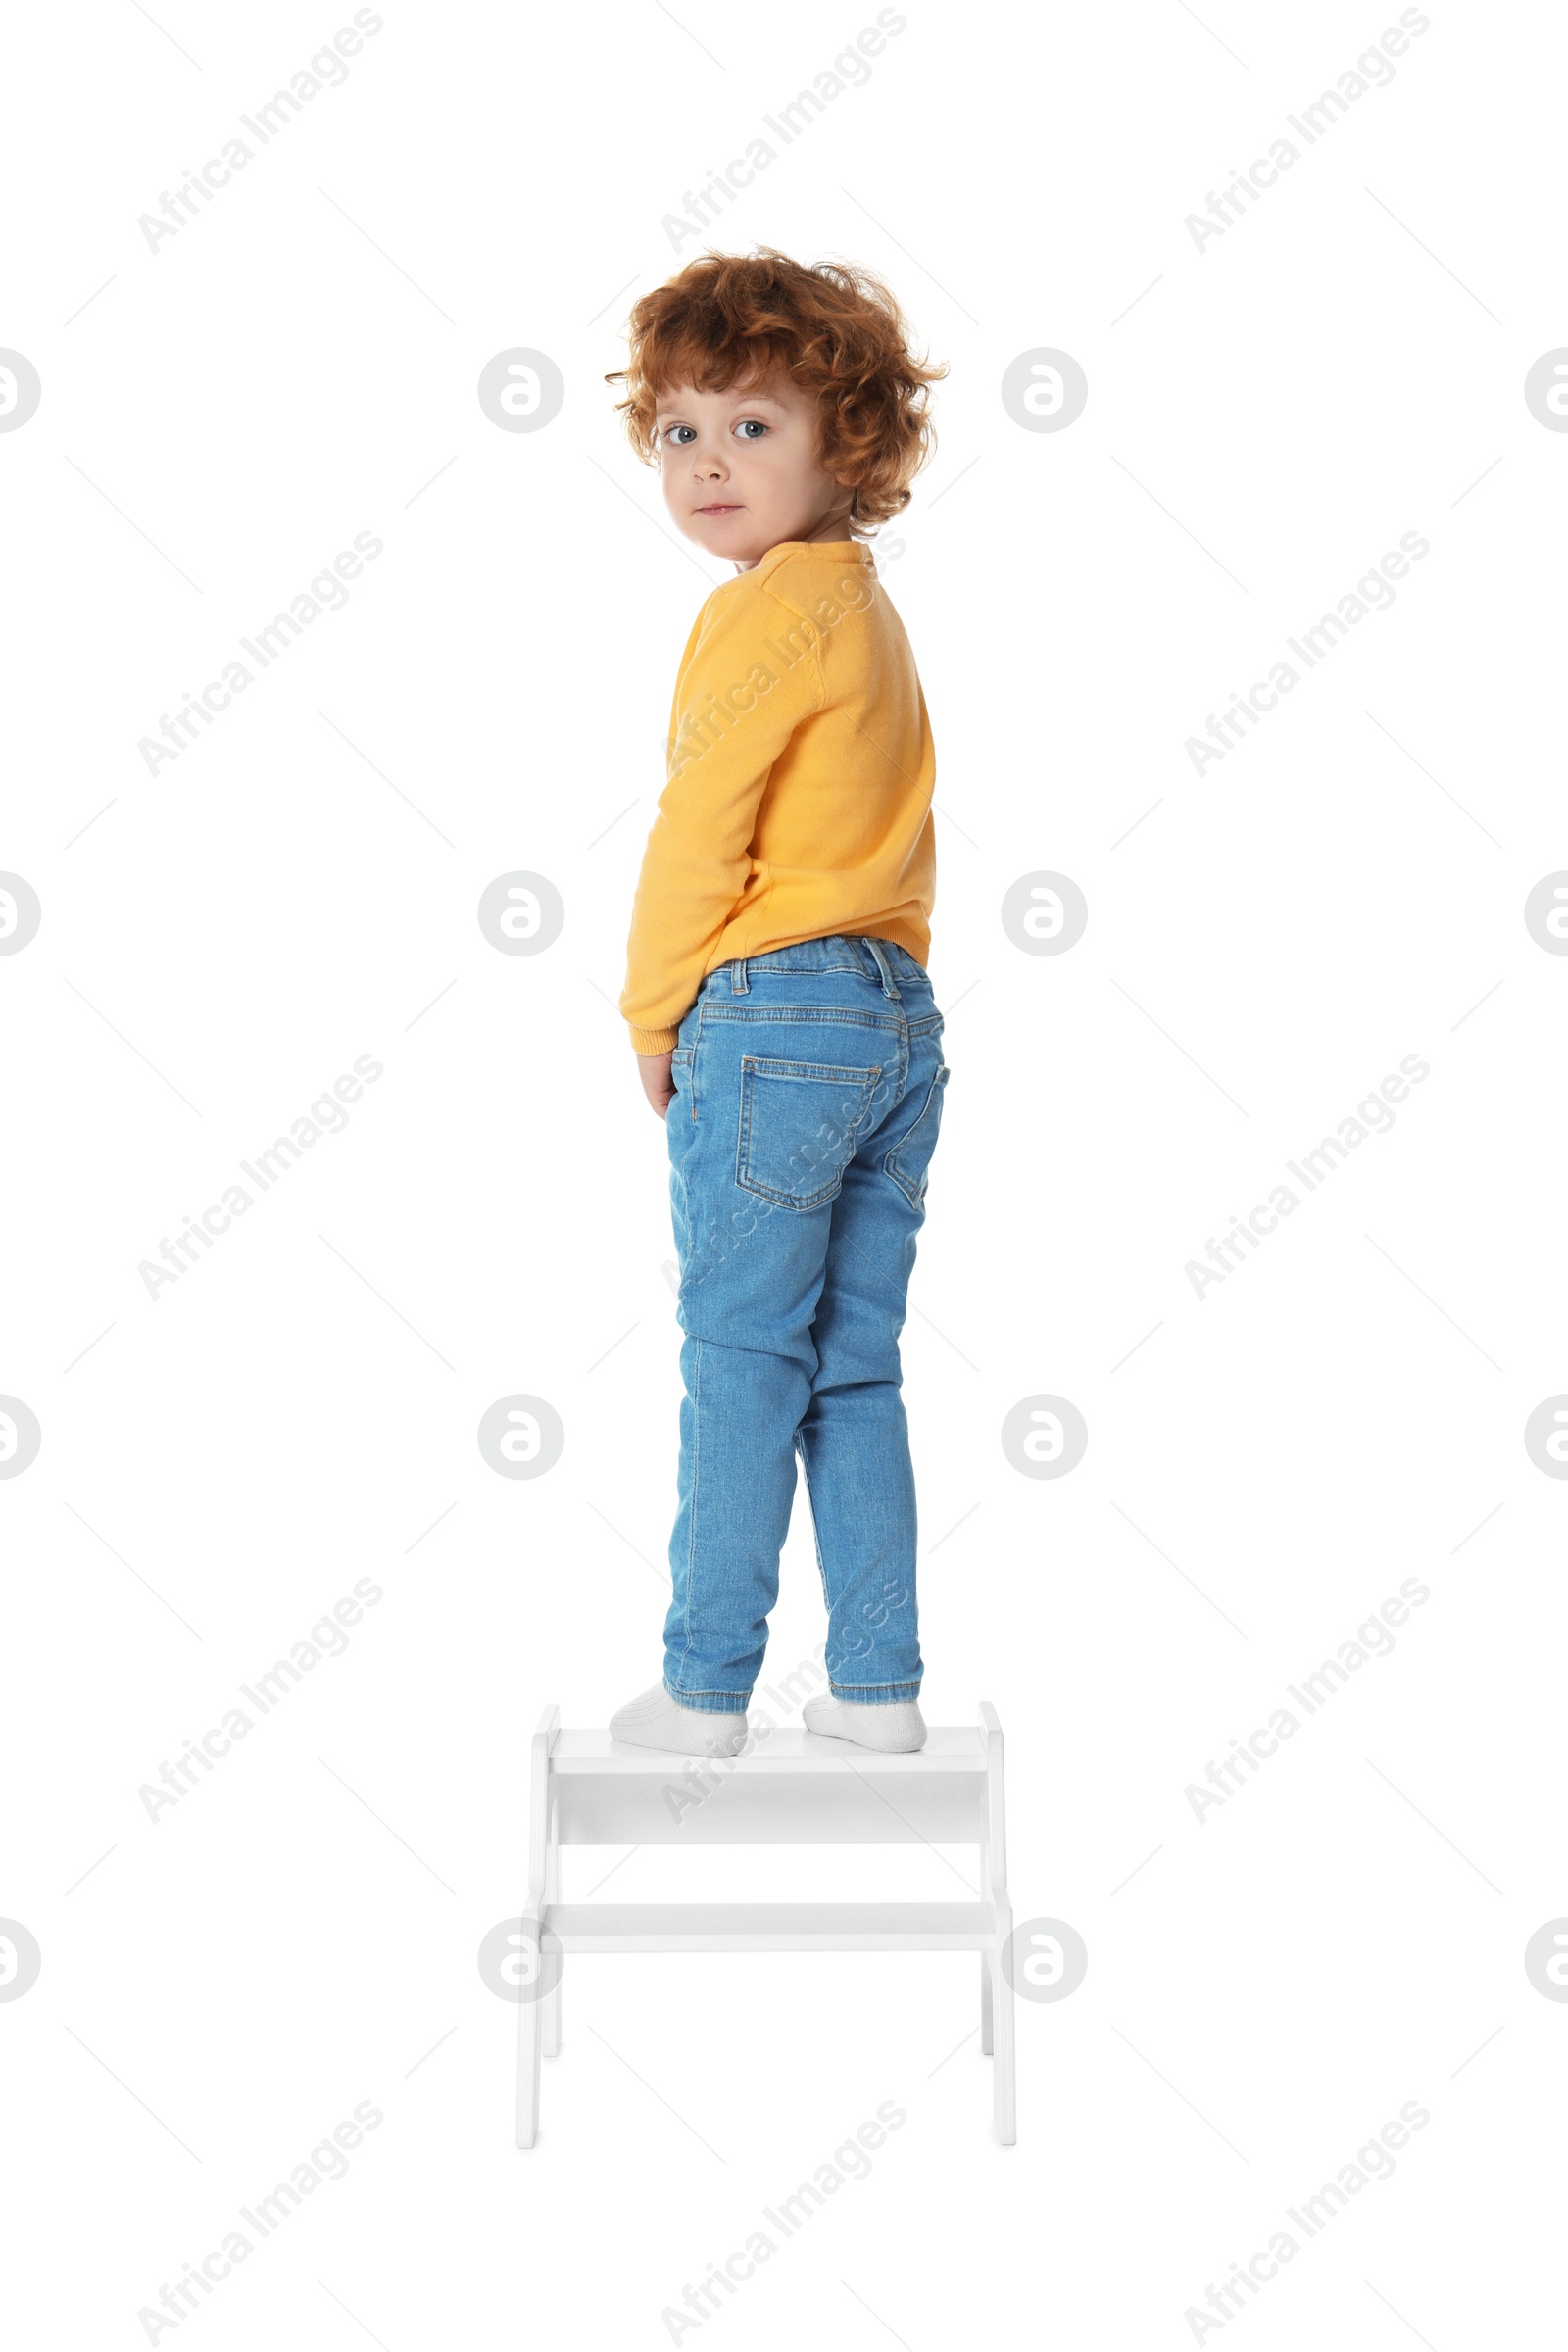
653, 371, 858, 567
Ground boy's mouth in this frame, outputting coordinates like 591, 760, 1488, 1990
696, 503, 743, 516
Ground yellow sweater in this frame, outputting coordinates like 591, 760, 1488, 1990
619, 539, 937, 1054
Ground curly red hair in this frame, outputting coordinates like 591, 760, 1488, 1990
606, 246, 946, 536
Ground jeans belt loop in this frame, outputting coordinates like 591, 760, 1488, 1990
728, 955, 749, 995
864, 937, 901, 1002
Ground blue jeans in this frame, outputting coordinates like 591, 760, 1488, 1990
662, 934, 950, 1715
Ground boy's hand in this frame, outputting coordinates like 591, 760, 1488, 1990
636, 1049, 676, 1118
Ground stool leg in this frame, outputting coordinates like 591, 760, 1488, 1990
978, 1703, 1015, 2144
992, 1944, 1016, 2145
518, 1707, 558, 2150
543, 1844, 562, 2059
516, 1979, 542, 2148
980, 1950, 994, 2055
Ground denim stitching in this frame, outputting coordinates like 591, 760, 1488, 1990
735, 1057, 883, 1211
828, 1688, 923, 1703
795, 1432, 832, 1612
883, 1062, 950, 1212
736, 957, 867, 977
672, 1332, 703, 1691
701, 1005, 902, 1034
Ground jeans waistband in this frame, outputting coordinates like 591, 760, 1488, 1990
719, 934, 922, 1003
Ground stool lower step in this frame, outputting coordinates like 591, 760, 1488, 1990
545, 1900, 994, 1952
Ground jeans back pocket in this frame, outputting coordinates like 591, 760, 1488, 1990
883, 1061, 950, 1211
736, 1054, 884, 1210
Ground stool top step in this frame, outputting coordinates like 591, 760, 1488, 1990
549, 1727, 988, 1774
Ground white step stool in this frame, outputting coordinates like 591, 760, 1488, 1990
517, 1699, 1015, 2145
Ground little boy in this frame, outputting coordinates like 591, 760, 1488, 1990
605, 248, 949, 1760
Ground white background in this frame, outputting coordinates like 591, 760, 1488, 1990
3, 1, 1564, 2344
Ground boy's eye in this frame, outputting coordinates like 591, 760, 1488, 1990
663, 424, 696, 446
734, 418, 768, 440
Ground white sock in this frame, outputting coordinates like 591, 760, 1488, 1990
803, 1693, 926, 1753
609, 1681, 750, 1757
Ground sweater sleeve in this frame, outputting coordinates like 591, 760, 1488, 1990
619, 584, 824, 1053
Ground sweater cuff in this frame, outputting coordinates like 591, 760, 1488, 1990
629, 1024, 680, 1055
